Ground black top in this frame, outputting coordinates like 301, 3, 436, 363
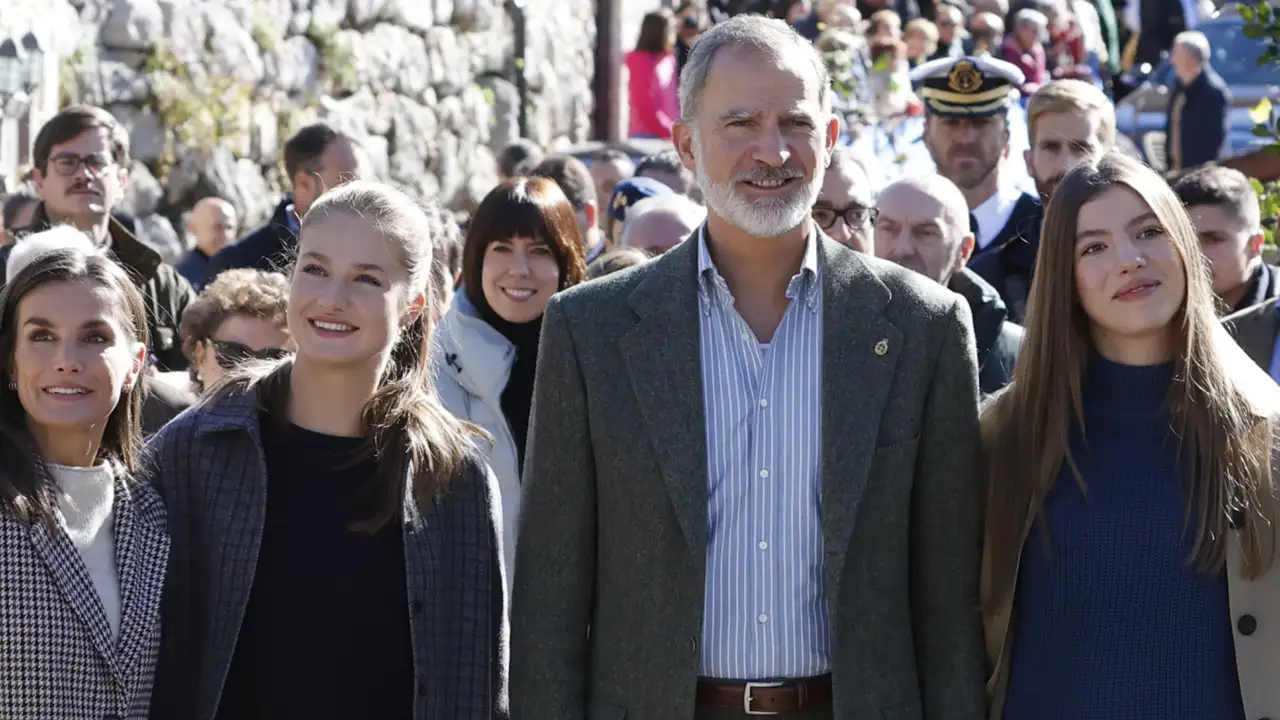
214, 417, 413, 720
467, 286, 543, 472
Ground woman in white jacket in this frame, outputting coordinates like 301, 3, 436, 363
433, 177, 587, 579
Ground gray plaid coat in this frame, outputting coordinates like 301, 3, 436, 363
0, 473, 169, 720
146, 387, 510, 720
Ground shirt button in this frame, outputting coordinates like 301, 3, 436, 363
759, 398, 768, 408
1238, 614, 1258, 636
758, 541, 768, 550
757, 614, 768, 624
759, 469, 769, 479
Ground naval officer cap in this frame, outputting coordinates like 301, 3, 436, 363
908, 56, 1026, 118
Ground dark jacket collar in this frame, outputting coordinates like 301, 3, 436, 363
26, 202, 162, 282
1233, 264, 1280, 315
949, 267, 1007, 364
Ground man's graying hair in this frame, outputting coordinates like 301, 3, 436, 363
678, 14, 832, 122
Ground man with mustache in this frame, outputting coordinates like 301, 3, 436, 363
511, 14, 986, 720
968, 79, 1115, 322
913, 56, 1040, 319
875, 174, 1023, 394
0, 106, 194, 373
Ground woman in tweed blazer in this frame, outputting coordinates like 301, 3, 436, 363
148, 182, 509, 720
0, 235, 169, 720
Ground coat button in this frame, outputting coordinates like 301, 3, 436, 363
689, 636, 698, 655
1238, 614, 1258, 636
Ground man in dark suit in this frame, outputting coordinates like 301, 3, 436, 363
201, 122, 366, 286
875, 174, 1023, 395
512, 14, 986, 720
1165, 30, 1230, 173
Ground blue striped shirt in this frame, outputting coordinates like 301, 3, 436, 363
696, 226, 830, 680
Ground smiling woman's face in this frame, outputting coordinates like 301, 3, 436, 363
1074, 185, 1186, 358
10, 278, 143, 445
481, 235, 561, 324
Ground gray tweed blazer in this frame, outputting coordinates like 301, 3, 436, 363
145, 387, 509, 720
510, 234, 987, 720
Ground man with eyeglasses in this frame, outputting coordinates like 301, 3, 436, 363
875, 174, 1022, 394
0, 105, 195, 374
811, 146, 875, 253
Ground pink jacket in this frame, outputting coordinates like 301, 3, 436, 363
626, 50, 680, 139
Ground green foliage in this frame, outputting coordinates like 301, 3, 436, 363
1238, 3, 1280, 151
306, 21, 359, 94
1254, 178, 1280, 246
143, 42, 253, 177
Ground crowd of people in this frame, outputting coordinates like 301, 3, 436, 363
0, 0, 1277, 719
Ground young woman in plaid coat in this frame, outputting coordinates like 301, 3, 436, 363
148, 181, 509, 720
0, 231, 168, 720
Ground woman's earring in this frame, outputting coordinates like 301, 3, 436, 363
6, 380, 14, 391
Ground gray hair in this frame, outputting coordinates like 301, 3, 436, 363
620, 194, 707, 248
1014, 8, 1048, 34
678, 14, 831, 123
1173, 30, 1211, 63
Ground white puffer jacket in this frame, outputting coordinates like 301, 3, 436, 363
431, 290, 522, 584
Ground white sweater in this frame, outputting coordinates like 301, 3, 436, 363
48, 462, 121, 641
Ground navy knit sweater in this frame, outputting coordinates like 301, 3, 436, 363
1001, 356, 1244, 720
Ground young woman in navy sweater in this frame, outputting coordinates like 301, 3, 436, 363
980, 151, 1280, 720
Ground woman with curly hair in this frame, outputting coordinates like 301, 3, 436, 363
175, 269, 291, 393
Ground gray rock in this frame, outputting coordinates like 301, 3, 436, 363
330, 29, 370, 94
309, 0, 349, 28
460, 144, 498, 212
433, 0, 454, 27
383, 0, 433, 32
108, 105, 166, 162
249, 101, 280, 165
159, 0, 208, 66
424, 26, 466, 95
388, 96, 438, 185
137, 213, 183, 263
98, 53, 150, 104
270, 36, 320, 95
347, 0, 389, 27
204, 4, 266, 87
363, 23, 416, 93
125, 160, 164, 215
101, 0, 165, 50
433, 130, 463, 207
478, 75, 520, 152
360, 134, 390, 180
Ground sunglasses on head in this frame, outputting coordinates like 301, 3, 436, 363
210, 340, 290, 370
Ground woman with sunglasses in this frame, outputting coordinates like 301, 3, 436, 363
175, 268, 291, 394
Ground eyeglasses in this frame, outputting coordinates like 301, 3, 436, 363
210, 340, 290, 370
812, 204, 878, 230
47, 153, 115, 177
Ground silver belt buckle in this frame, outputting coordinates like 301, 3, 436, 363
744, 680, 785, 715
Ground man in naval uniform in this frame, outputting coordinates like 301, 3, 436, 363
911, 56, 1042, 322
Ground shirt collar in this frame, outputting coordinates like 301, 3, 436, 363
696, 223, 821, 312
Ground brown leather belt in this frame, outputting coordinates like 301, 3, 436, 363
696, 675, 832, 715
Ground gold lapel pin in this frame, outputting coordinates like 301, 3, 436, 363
874, 339, 889, 356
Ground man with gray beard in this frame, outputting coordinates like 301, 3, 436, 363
511, 14, 986, 720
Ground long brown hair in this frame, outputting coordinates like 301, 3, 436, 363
636, 10, 675, 54
212, 182, 483, 532
0, 247, 149, 525
982, 151, 1276, 611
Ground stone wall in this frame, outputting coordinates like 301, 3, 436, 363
2, 0, 596, 262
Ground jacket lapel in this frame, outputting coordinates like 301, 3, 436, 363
1233, 300, 1280, 373
819, 239, 903, 616
27, 504, 124, 685
619, 240, 709, 560
113, 474, 170, 681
